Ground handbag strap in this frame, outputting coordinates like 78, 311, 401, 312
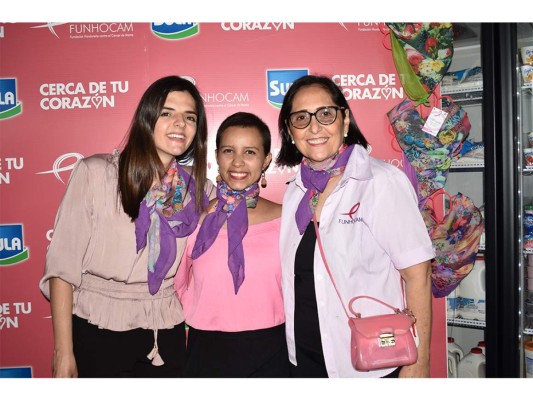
313, 213, 409, 320
313, 214, 352, 320
348, 296, 401, 318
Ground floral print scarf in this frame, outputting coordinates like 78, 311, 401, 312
421, 192, 484, 298
387, 23, 454, 106
135, 160, 208, 295
387, 98, 471, 208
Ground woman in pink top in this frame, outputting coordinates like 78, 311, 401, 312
40, 76, 213, 378
175, 112, 290, 377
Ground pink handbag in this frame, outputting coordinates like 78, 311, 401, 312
348, 296, 418, 371
313, 215, 418, 371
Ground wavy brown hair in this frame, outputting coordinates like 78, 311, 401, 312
118, 76, 208, 220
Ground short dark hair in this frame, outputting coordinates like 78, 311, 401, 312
118, 75, 208, 219
275, 75, 368, 167
216, 112, 271, 155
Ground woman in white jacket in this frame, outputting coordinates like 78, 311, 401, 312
275, 75, 435, 378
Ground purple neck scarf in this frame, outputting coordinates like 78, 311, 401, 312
192, 180, 260, 294
296, 144, 354, 234
135, 161, 208, 295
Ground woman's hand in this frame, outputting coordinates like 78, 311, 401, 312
399, 260, 432, 378
50, 278, 77, 378
399, 358, 430, 378
52, 349, 78, 378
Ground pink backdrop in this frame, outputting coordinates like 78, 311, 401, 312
0, 22, 446, 378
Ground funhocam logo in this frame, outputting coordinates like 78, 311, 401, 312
0, 78, 22, 120
151, 23, 199, 40
266, 69, 308, 108
0, 224, 29, 266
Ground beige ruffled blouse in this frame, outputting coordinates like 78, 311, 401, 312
40, 152, 214, 332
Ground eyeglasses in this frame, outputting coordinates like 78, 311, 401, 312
288, 106, 345, 129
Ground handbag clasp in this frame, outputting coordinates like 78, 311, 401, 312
378, 333, 396, 347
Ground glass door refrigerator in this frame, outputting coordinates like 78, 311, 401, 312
513, 22, 533, 378
482, 22, 533, 378
441, 22, 533, 378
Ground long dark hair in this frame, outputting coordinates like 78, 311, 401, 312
275, 75, 368, 167
118, 76, 208, 220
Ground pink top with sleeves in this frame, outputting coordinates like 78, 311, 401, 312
175, 217, 285, 332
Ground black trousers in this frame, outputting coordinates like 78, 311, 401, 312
184, 324, 290, 378
382, 368, 400, 378
72, 315, 186, 378
290, 359, 399, 378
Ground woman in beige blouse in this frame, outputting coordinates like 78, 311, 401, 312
39, 76, 214, 377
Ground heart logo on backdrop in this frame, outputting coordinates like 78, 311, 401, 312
381, 87, 392, 100
91, 95, 103, 109
0, 316, 6, 330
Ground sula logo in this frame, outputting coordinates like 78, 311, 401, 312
0, 224, 29, 266
151, 23, 199, 40
0, 78, 22, 119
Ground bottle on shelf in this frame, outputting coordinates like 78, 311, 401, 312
457, 257, 486, 321
447, 288, 461, 319
524, 206, 533, 243
458, 347, 486, 378
477, 341, 486, 355
525, 341, 533, 378
448, 352, 459, 378
447, 337, 464, 378
479, 206, 486, 249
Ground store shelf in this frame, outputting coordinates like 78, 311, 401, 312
441, 85, 484, 95
447, 317, 486, 329
450, 160, 485, 171
441, 86, 483, 106
525, 328, 533, 335
523, 166, 533, 175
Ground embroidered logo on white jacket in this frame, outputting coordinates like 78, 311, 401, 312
339, 202, 363, 224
